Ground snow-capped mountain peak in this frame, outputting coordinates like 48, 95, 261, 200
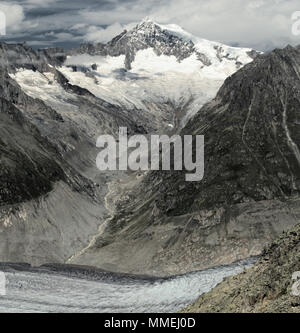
133, 19, 192, 42
117, 19, 259, 68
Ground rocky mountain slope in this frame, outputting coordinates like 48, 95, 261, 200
71, 45, 300, 276
0, 42, 142, 265
183, 223, 300, 313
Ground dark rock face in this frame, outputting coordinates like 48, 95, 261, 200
183, 223, 300, 313
155, 45, 300, 216
0, 97, 65, 205
73, 45, 300, 276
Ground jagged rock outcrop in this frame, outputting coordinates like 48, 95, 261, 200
183, 223, 300, 313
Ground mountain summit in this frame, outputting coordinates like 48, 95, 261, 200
115, 19, 199, 67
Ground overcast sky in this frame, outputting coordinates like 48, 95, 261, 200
0, 0, 299, 51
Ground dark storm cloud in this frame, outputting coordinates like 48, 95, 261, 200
0, 0, 300, 51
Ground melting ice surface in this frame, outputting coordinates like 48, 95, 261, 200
0, 258, 256, 313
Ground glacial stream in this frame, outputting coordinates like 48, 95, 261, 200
0, 258, 256, 313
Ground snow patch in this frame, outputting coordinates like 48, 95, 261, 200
9, 69, 78, 112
